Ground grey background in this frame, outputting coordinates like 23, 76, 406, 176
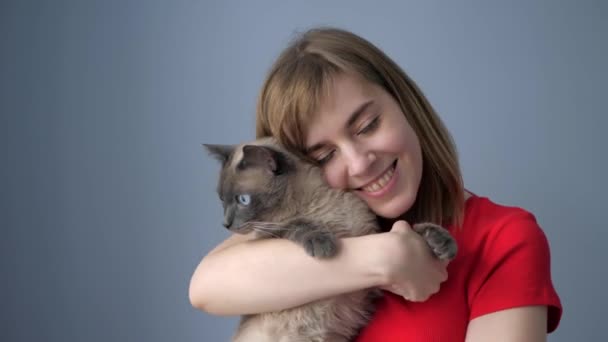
2, 0, 606, 341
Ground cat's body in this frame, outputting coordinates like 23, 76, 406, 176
205, 137, 457, 342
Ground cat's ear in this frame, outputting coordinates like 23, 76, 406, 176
240, 145, 283, 173
203, 144, 235, 165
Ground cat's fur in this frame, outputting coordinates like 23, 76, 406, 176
204, 137, 457, 342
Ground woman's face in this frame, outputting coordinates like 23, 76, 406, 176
305, 73, 423, 218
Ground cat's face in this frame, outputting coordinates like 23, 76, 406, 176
204, 142, 293, 233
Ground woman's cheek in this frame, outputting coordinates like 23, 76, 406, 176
323, 167, 344, 190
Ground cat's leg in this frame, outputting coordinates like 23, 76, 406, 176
412, 223, 458, 261
283, 218, 338, 259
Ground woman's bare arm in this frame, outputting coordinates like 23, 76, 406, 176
465, 306, 548, 342
189, 220, 450, 316
188, 233, 387, 316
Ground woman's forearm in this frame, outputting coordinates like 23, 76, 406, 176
188, 234, 386, 316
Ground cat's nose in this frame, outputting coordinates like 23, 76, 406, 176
223, 207, 235, 228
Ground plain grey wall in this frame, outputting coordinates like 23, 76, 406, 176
2, 0, 606, 341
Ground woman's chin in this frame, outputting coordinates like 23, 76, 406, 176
367, 191, 417, 219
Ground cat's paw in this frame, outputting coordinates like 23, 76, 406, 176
302, 232, 338, 259
413, 223, 458, 261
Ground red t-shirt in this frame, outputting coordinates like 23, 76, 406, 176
356, 195, 562, 341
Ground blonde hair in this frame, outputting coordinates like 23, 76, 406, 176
256, 27, 464, 226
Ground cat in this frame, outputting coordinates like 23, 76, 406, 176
204, 137, 457, 342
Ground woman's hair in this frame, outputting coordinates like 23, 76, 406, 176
256, 27, 464, 226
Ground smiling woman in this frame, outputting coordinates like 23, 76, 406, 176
303, 73, 424, 219
190, 27, 562, 341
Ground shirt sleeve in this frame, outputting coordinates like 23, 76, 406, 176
468, 210, 562, 332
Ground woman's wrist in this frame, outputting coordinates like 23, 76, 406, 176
340, 233, 392, 289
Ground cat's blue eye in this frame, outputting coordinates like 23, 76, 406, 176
236, 194, 251, 206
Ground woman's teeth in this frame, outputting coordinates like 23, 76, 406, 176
362, 164, 395, 193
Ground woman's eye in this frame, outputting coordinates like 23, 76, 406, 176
236, 194, 251, 205
315, 150, 335, 166
357, 116, 380, 135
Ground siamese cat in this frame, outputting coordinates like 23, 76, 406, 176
204, 137, 457, 342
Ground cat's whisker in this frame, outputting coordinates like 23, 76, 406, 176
249, 227, 281, 238
246, 222, 285, 231
241, 222, 284, 238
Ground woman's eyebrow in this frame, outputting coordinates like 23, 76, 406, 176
306, 100, 374, 154
305, 142, 325, 155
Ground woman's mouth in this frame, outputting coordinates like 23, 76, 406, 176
357, 160, 398, 196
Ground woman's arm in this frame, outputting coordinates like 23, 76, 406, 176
465, 306, 548, 342
188, 233, 387, 316
188, 221, 447, 316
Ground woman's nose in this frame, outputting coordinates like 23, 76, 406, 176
343, 143, 375, 177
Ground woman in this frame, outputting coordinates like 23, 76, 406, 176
190, 27, 562, 341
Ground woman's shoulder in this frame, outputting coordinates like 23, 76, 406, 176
461, 194, 539, 231
455, 194, 548, 251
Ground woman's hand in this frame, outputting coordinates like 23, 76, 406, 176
377, 220, 449, 302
